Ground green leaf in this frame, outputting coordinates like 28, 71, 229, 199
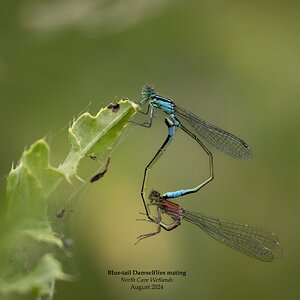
0, 254, 73, 296
60, 99, 137, 179
0, 99, 138, 298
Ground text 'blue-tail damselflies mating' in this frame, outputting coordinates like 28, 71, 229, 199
136, 190, 283, 262
135, 86, 252, 222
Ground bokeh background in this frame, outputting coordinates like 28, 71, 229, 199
1, 0, 299, 299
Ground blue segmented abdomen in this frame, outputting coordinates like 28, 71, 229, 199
163, 190, 188, 199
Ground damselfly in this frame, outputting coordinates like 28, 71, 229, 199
136, 190, 283, 262
137, 87, 252, 219
139, 86, 252, 160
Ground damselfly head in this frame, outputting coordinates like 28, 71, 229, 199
142, 85, 155, 99
148, 190, 161, 203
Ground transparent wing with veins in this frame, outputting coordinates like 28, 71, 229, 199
182, 210, 283, 262
175, 105, 252, 160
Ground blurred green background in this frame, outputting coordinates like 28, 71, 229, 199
1, 0, 299, 299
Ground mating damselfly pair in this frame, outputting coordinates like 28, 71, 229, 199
133, 86, 282, 262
